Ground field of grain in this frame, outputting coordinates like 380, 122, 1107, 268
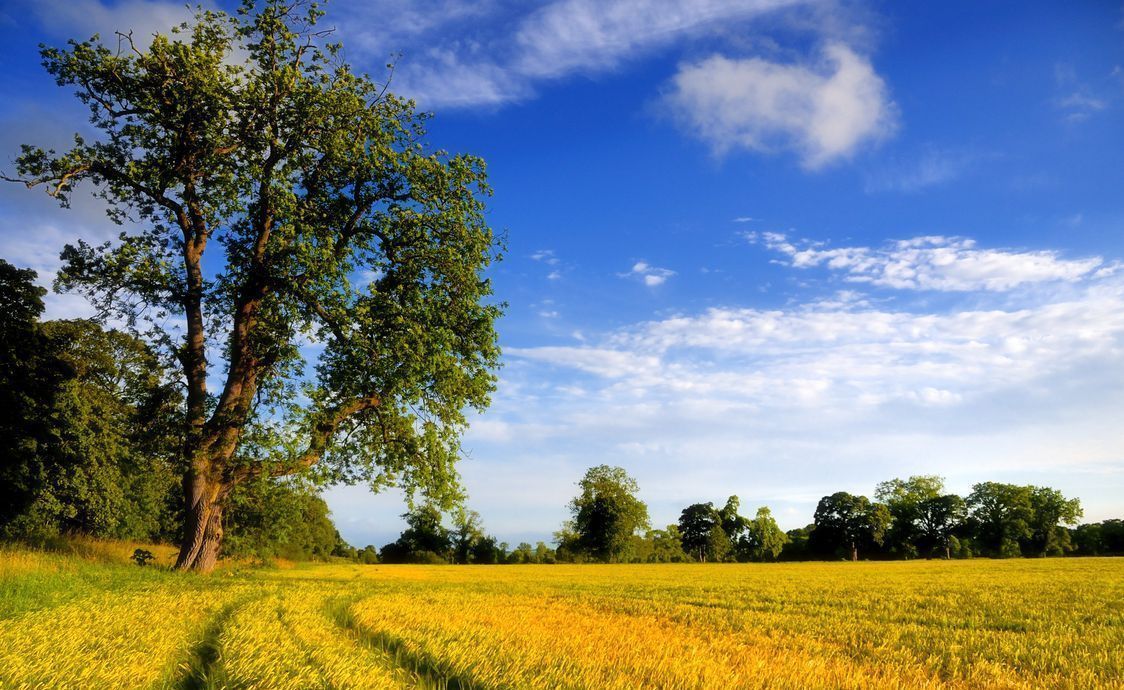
1, 547, 1121, 689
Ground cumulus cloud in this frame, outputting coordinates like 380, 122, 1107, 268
750, 232, 1104, 291
622, 260, 676, 287
663, 44, 895, 168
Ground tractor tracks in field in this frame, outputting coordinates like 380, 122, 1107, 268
172, 592, 264, 690
326, 594, 487, 690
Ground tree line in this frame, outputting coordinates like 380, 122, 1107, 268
374, 465, 1120, 564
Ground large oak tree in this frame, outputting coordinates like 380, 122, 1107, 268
7, 1, 501, 571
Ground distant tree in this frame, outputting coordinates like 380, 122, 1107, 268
568, 465, 650, 562
741, 507, 788, 562
509, 542, 535, 564
1024, 487, 1082, 556
552, 523, 583, 563
381, 505, 451, 563
967, 482, 1034, 558
640, 526, 690, 563
916, 494, 967, 559
678, 502, 721, 562
8, 1, 502, 572
779, 525, 814, 561
1071, 523, 1103, 555
875, 476, 945, 558
357, 545, 380, 564
451, 509, 485, 564
469, 535, 502, 564
534, 541, 554, 564
811, 492, 890, 561
718, 496, 749, 543
704, 523, 732, 563
1102, 519, 1124, 554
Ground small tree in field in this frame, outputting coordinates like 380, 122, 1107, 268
6, 1, 501, 572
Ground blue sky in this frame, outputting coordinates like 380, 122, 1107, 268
1, 0, 1123, 548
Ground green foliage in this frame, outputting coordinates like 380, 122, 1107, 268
741, 507, 789, 562
635, 526, 690, 563
966, 482, 1033, 557
1024, 487, 1082, 556
1072, 519, 1124, 556
875, 476, 945, 558
569, 465, 650, 563
0, 267, 182, 543
223, 479, 348, 561
451, 509, 485, 564
0, 261, 68, 531
380, 504, 452, 564
678, 503, 720, 562
131, 549, 156, 566
779, 525, 814, 561
915, 494, 967, 558
811, 492, 891, 560
12, 0, 503, 568
717, 496, 748, 544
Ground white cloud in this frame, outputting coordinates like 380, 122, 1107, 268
476, 267, 1124, 535
27, 0, 200, 46
864, 147, 974, 193
751, 232, 1104, 291
664, 44, 895, 168
513, 0, 808, 79
1052, 62, 1111, 124
334, 0, 827, 110
531, 249, 560, 265
622, 260, 676, 287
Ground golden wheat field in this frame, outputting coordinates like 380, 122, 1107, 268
1, 546, 1121, 689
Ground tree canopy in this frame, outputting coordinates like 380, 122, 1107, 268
811, 492, 891, 561
8, 0, 502, 571
568, 465, 650, 562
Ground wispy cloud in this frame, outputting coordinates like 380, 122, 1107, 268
488, 262, 1124, 530
25, 0, 200, 45
623, 260, 676, 287
1052, 62, 1111, 123
663, 44, 896, 168
864, 147, 974, 193
530, 249, 560, 265
333, 0, 853, 111
749, 232, 1103, 291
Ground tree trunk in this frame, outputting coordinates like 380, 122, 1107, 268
945, 544, 951, 560
175, 467, 228, 573
851, 543, 858, 561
